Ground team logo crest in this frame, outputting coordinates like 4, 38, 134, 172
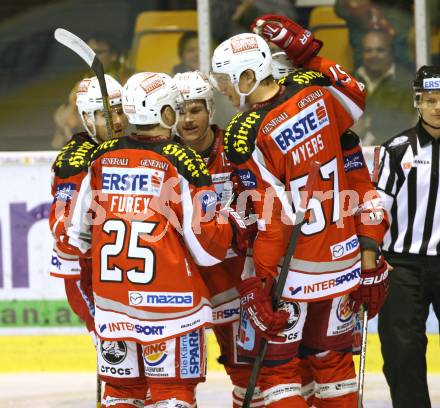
100, 341, 127, 365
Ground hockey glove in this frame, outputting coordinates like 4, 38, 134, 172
238, 277, 289, 342
219, 204, 249, 258
250, 14, 323, 66
350, 256, 389, 319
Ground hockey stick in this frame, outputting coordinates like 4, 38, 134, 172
54, 28, 115, 140
357, 145, 382, 408
242, 161, 321, 408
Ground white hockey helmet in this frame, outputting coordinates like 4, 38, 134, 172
122, 72, 179, 128
211, 33, 272, 108
76, 74, 123, 141
173, 71, 215, 122
271, 51, 295, 80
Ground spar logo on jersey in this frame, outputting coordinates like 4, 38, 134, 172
55, 183, 76, 201
236, 169, 257, 188
100, 341, 127, 365
180, 331, 201, 378
128, 291, 193, 307
101, 167, 164, 196
344, 152, 365, 172
143, 342, 168, 366
271, 100, 329, 153
330, 235, 359, 260
336, 295, 353, 323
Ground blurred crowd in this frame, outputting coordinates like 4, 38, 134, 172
0, 0, 436, 149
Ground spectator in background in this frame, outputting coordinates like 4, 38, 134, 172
172, 31, 199, 74
51, 34, 132, 149
352, 29, 416, 145
335, 0, 413, 70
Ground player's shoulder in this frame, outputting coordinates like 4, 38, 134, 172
279, 68, 332, 91
383, 127, 416, 154
161, 142, 212, 187
224, 110, 265, 164
53, 132, 97, 178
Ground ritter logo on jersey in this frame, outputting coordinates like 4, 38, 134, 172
271, 100, 329, 153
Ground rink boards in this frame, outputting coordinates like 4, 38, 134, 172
0, 151, 438, 373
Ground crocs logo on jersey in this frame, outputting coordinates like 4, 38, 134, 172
140, 74, 165, 94
336, 295, 353, 323
271, 100, 329, 153
143, 342, 168, 366
423, 78, 440, 89
279, 300, 301, 331
180, 331, 201, 378
102, 167, 164, 196
330, 235, 359, 260
231, 36, 259, 53
100, 341, 127, 365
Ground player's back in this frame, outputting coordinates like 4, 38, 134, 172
225, 71, 361, 301
83, 136, 216, 343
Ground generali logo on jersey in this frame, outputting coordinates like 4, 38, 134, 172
231, 36, 259, 53
271, 99, 330, 153
140, 74, 165, 94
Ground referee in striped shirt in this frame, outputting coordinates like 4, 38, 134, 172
376, 65, 440, 408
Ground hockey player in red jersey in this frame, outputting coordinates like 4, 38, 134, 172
63, 71, 248, 408
174, 70, 265, 408
210, 15, 389, 408
49, 75, 156, 408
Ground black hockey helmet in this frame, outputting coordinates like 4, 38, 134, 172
413, 65, 440, 92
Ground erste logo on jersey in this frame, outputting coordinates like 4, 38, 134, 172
102, 167, 164, 196
271, 100, 329, 153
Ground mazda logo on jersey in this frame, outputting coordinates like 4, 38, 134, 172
100, 341, 127, 365
271, 100, 329, 153
330, 235, 359, 260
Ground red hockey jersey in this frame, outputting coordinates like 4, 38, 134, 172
65, 135, 233, 344
224, 57, 372, 302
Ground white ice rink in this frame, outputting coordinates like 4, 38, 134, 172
1, 371, 440, 408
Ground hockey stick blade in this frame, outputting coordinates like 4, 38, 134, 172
242, 161, 321, 408
54, 28, 114, 139
54, 28, 96, 67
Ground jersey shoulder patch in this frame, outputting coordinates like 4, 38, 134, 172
340, 129, 361, 151
279, 68, 332, 89
224, 111, 263, 164
53, 133, 97, 178
89, 137, 122, 164
161, 142, 212, 187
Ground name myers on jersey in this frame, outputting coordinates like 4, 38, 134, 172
129, 291, 193, 307
102, 167, 164, 196
271, 100, 329, 153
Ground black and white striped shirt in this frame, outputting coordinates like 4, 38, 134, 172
377, 121, 440, 256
